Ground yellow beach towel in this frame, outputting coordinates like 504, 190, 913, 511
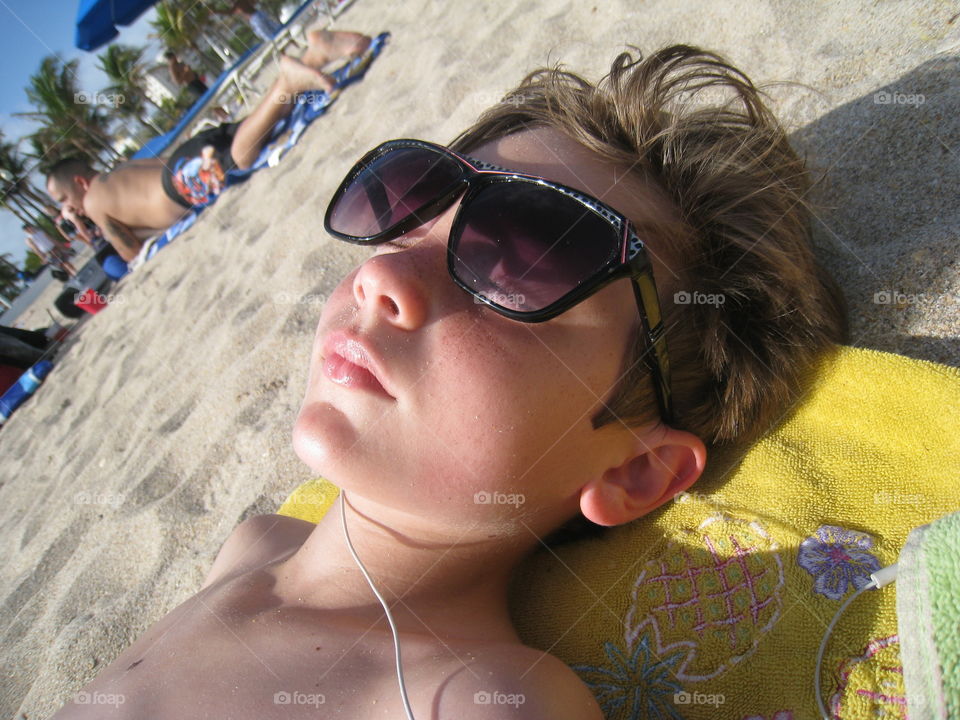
278, 345, 960, 719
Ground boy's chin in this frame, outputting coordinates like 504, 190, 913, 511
291, 400, 358, 476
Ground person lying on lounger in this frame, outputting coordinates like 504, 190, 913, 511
50, 44, 847, 719
45, 29, 373, 264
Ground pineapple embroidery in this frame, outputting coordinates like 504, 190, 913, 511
624, 513, 785, 681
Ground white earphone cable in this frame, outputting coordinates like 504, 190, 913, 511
814, 563, 898, 719
339, 491, 417, 720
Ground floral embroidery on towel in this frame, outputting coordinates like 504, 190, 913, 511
828, 635, 905, 719
572, 633, 687, 720
797, 525, 881, 600
743, 712, 794, 720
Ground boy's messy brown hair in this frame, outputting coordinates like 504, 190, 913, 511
450, 44, 847, 452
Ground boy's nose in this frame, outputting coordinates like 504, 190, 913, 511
351, 236, 444, 331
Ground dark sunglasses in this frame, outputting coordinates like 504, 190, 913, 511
323, 138, 673, 423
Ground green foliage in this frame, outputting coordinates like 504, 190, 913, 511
151, 1, 224, 75
150, 91, 196, 134
21, 55, 120, 169
0, 254, 24, 300
23, 250, 43, 273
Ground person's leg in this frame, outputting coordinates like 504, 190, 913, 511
0, 326, 50, 352
55, 250, 78, 276
229, 56, 336, 170
302, 28, 371, 67
0, 329, 48, 369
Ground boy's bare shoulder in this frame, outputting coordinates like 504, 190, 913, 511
201, 513, 314, 589
438, 644, 602, 720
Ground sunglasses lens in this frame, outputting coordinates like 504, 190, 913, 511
451, 181, 620, 312
328, 146, 464, 240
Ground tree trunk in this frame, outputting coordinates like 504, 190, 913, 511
10, 194, 38, 224
79, 125, 122, 166
18, 191, 49, 217
2, 199, 33, 228
0, 254, 22, 275
20, 183, 53, 209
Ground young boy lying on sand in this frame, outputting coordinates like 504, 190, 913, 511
51, 44, 846, 718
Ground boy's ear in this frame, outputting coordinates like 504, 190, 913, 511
579, 427, 707, 527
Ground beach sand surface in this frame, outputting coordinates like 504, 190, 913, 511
1, 0, 957, 716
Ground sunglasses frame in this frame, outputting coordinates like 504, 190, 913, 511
324, 138, 674, 423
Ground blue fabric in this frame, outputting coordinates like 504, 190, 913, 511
0, 360, 54, 423
101, 255, 128, 280
75, 0, 157, 51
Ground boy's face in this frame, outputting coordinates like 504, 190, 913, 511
294, 127, 673, 532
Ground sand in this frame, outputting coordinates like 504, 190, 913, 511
1, 0, 957, 716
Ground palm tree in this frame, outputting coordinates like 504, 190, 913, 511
151, 1, 222, 76
0, 131, 63, 241
0, 132, 54, 213
97, 44, 166, 135
23, 123, 89, 172
20, 55, 123, 167
0, 252, 24, 304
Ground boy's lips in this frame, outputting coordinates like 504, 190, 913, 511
321, 331, 395, 399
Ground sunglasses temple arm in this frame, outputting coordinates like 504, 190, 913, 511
631, 273, 674, 426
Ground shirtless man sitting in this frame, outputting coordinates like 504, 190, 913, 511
165, 51, 208, 97
46, 30, 372, 264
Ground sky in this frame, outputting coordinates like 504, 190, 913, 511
0, 0, 161, 265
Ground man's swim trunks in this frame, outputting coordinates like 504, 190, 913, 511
161, 122, 240, 209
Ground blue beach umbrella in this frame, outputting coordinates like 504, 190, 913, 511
74, 0, 158, 51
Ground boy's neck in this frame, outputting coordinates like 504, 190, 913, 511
274, 492, 539, 644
